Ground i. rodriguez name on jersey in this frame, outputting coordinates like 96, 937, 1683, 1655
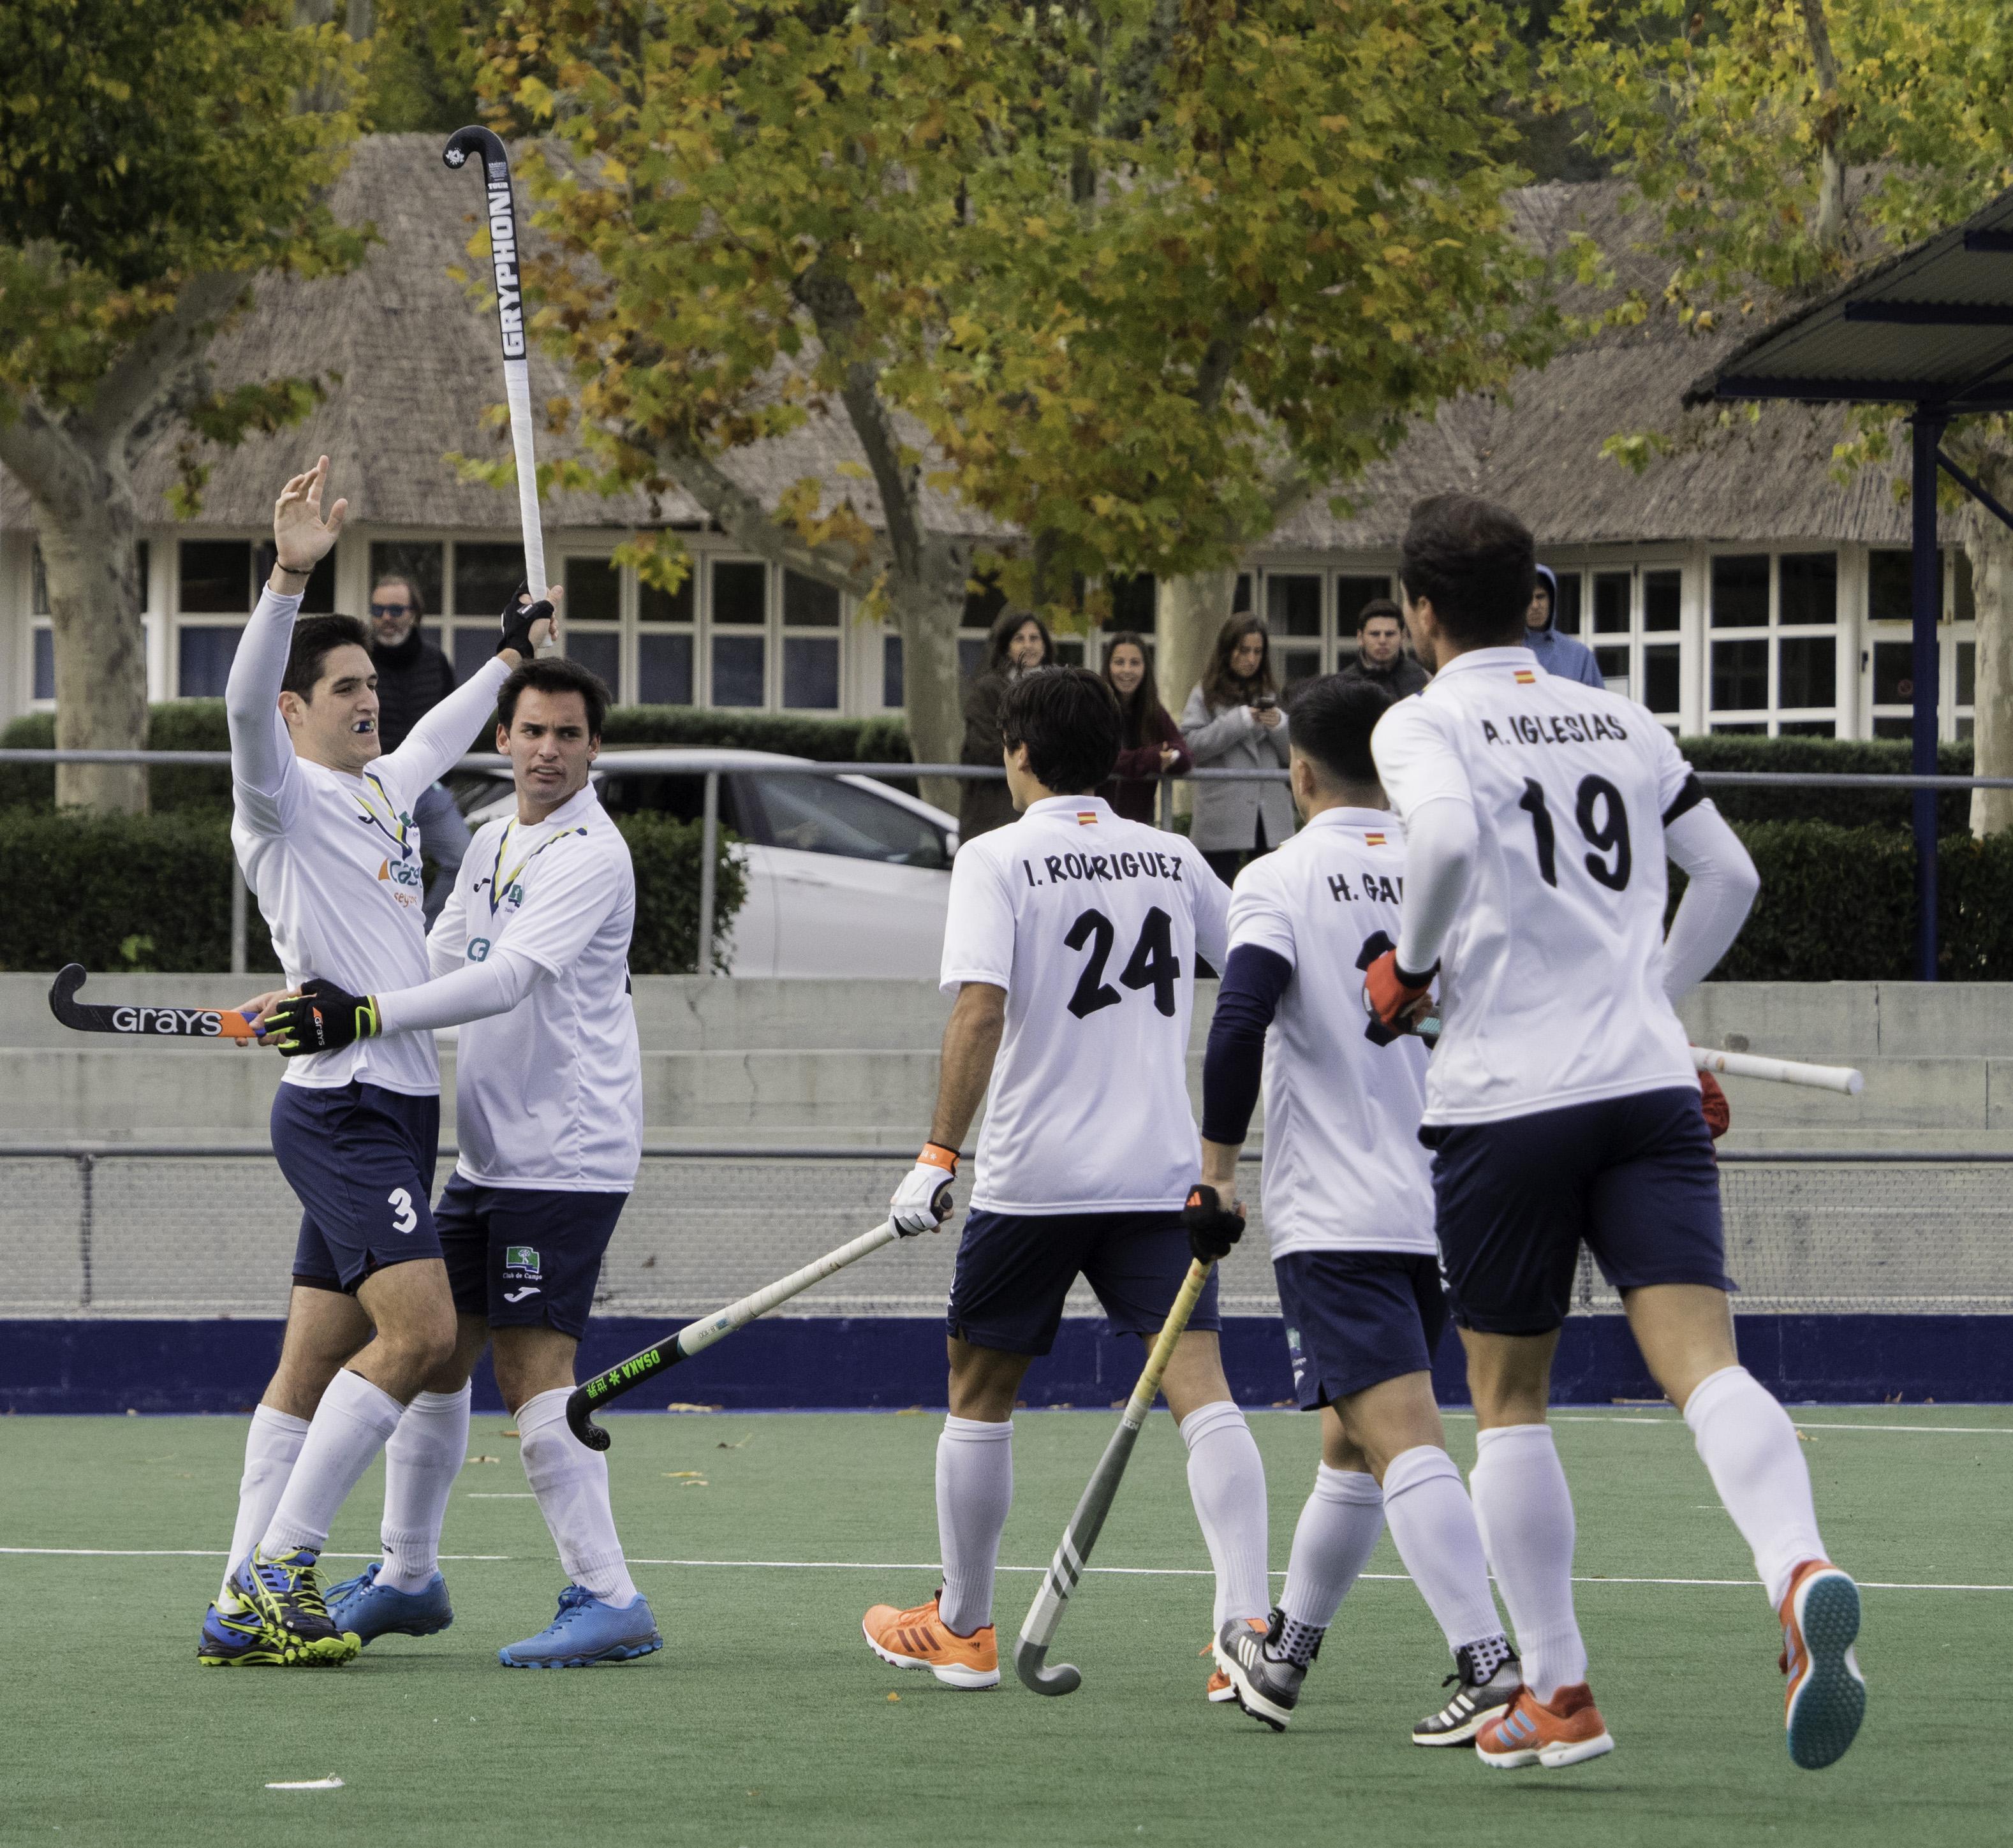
1371, 647, 1702, 1125
942, 795, 1231, 1215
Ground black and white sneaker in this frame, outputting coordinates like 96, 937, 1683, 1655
1412, 1643, 1522, 1746
1217, 1612, 1304, 1732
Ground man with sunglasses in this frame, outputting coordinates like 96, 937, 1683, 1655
369, 575, 469, 923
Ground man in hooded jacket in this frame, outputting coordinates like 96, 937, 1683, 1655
1522, 565, 1604, 687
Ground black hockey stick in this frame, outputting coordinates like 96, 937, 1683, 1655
442, 125, 546, 599
565, 1189, 949, 1451
1014, 1256, 1213, 1695
48, 964, 259, 1041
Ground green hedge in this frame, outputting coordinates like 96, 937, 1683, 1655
1684, 735, 1974, 832
3, 705, 1983, 830
0, 705, 232, 812
1678, 823, 2013, 981
1, 807, 744, 976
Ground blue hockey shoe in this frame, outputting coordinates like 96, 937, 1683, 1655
227, 1548, 359, 1665
498, 1585, 663, 1668
327, 1560, 454, 1645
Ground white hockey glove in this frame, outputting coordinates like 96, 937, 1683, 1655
891, 1143, 959, 1236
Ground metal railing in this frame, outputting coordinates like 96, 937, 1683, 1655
12, 748, 2013, 979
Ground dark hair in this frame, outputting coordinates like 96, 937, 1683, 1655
984, 608, 1053, 677
283, 615, 371, 700
999, 667, 1121, 795
1399, 494, 1535, 647
372, 574, 426, 620
498, 656, 610, 740
1200, 613, 1275, 707
1355, 596, 1405, 634
1100, 630, 1170, 749
1287, 673, 1392, 789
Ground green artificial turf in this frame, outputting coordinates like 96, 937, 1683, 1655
2, 1407, 2008, 1848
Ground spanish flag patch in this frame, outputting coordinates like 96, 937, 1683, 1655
1365, 832, 1387, 847
1514, 668, 1537, 685
1077, 811, 1098, 825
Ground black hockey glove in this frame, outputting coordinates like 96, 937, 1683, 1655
498, 582, 554, 659
1183, 1184, 1246, 1264
265, 979, 381, 1058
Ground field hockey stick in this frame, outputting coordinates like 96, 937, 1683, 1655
442, 126, 545, 599
565, 1189, 952, 1451
1691, 1046, 1864, 1096
47, 964, 258, 1041
1015, 1256, 1213, 1697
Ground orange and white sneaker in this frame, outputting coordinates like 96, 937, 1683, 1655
1780, 1559, 1865, 1770
1473, 1682, 1615, 1769
862, 1592, 999, 1690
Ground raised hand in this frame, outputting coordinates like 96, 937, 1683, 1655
271, 457, 348, 580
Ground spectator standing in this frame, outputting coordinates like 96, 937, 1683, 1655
368, 575, 471, 922
959, 609, 1054, 842
1338, 597, 1431, 698
1179, 614, 1294, 886
1098, 631, 1190, 824
1523, 564, 1604, 687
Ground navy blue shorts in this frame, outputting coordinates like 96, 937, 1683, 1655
1273, 1250, 1448, 1408
1426, 1085, 1731, 1337
436, 1175, 627, 1341
947, 1208, 1221, 1357
277, 1082, 441, 1293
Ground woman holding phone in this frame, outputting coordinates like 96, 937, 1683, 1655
1179, 613, 1294, 884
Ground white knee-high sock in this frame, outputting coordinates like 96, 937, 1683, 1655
1469, 1423, 1587, 1701
517, 1388, 640, 1608
1279, 1464, 1384, 1631
1683, 1365, 1827, 1608
376, 1386, 471, 1592
1381, 1444, 1506, 1658
219, 1405, 309, 1600
1179, 1401, 1270, 1629
259, 1368, 404, 1557
935, 1416, 1013, 1636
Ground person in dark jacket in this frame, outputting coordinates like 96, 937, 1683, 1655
1523, 563, 1604, 687
1338, 597, 1431, 698
1097, 631, 1190, 824
369, 575, 471, 921
959, 608, 1053, 841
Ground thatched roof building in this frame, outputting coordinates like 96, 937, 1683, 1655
0, 138, 1973, 738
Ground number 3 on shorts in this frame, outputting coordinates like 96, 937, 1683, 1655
387, 1187, 418, 1235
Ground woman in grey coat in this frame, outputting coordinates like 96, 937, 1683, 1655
1179, 613, 1294, 885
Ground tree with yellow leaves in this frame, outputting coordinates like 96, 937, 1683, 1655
475, 0, 1552, 774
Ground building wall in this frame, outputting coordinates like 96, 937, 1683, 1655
0, 522, 1979, 743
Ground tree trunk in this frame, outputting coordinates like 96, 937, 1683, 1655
1156, 566, 1237, 821
890, 568, 968, 819
1965, 459, 2013, 838
31, 464, 150, 815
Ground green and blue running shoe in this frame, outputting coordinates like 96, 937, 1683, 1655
498, 1586, 663, 1668
327, 1561, 453, 1645
1781, 1560, 1866, 1770
233, 1547, 361, 1666
197, 1598, 293, 1667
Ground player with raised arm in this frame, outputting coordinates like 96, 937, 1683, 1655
1366, 494, 1862, 1772
1196, 673, 1519, 1738
860, 668, 1271, 1696
269, 657, 659, 1668
198, 457, 557, 1668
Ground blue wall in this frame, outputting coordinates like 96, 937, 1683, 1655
3, 1314, 2009, 1414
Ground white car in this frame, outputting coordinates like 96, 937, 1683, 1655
460, 748, 959, 976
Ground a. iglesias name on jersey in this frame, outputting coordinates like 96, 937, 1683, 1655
1481, 711, 1632, 748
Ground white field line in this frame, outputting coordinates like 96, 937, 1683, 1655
1, 1546, 2004, 1592
1439, 1412, 2013, 1435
